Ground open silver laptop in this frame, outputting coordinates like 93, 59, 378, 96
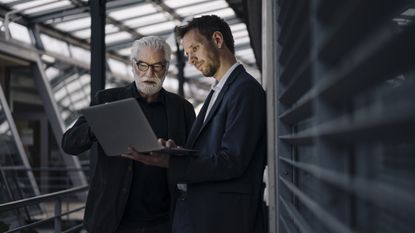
80, 98, 196, 156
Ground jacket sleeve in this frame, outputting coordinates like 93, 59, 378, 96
169, 81, 266, 184
61, 93, 99, 155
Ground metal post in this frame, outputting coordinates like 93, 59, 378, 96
90, 0, 107, 99
175, 35, 185, 97
54, 198, 62, 233
262, 0, 279, 232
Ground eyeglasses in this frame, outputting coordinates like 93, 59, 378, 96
132, 58, 166, 72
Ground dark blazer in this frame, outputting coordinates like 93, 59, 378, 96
61, 82, 195, 233
169, 65, 267, 233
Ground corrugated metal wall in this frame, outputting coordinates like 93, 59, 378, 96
274, 0, 415, 232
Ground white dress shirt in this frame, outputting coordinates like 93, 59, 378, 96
204, 62, 240, 122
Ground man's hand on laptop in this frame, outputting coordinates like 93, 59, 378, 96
121, 139, 177, 168
158, 138, 178, 148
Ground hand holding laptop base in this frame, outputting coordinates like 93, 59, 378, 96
122, 138, 177, 168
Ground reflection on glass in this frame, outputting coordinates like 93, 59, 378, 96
0, 99, 37, 205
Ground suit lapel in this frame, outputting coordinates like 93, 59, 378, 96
187, 65, 244, 148
186, 90, 214, 147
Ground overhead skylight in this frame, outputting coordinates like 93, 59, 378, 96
108, 58, 129, 77
41, 54, 56, 63
109, 3, 158, 21
9, 22, 32, 44
23, 0, 71, 15
72, 24, 118, 40
73, 28, 90, 39
137, 21, 176, 35
117, 47, 132, 57
10, 0, 57, 11
40, 33, 70, 57
124, 13, 167, 28
45, 67, 60, 81
66, 76, 82, 92
105, 24, 119, 34
163, 0, 209, 9
176, 0, 228, 16
69, 45, 90, 64
105, 31, 132, 44
55, 17, 91, 32
0, 0, 21, 3
196, 8, 235, 19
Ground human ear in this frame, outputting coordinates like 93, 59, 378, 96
212, 31, 223, 48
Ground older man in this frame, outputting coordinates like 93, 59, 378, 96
61, 36, 195, 233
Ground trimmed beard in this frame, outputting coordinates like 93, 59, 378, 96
136, 74, 165, 96
201, 43, 220, 77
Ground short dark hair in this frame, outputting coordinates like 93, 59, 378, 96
176, 15, 235, 54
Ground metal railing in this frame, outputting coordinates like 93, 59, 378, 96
0, 185, 88, 233
1, 166, 90, 194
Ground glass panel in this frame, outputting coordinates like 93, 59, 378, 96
105, 24, 119, 34
69, 45, 90, 64
40, 34, 70, 57
0, 0, 22, 3
54, 17, 91, 32
194, 8, 235, 19
0, 90, 38, 203
123, 13, 167, 28
23, 0, 71, 15
116, 47, 131, 57
175, 0, 228, 16
163, 0, 209, 9
9, 0, 55, 10
73, 28, 90, 39
136, 21, 175, 35
9, 22, 32, 44
108, 3, 157, 21
105, 31, 132, 44
108, 58, 128, 77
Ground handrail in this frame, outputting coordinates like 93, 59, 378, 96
1, 166, 89, 172
0, 185, 89, 233
0, 185, 88, 212
4, 206, 85, 233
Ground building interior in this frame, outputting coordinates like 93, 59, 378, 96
0, 0, 414, 233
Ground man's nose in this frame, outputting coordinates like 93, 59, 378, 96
145, 67, 155, 75
188, 54, 196, 65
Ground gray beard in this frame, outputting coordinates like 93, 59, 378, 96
137, 76, 165, 96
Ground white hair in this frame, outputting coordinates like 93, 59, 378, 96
130, 36, 171, 62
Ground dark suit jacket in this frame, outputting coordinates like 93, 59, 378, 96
61, 82, 195, 233
169, 65, 267, 233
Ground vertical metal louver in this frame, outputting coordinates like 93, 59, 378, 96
274, 0, 415, 233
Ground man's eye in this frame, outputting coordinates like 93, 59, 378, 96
139, 64, 148, 69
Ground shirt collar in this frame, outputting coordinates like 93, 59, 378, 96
211, 62, 240, 92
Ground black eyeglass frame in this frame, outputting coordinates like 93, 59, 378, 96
132, 58, 168, 72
